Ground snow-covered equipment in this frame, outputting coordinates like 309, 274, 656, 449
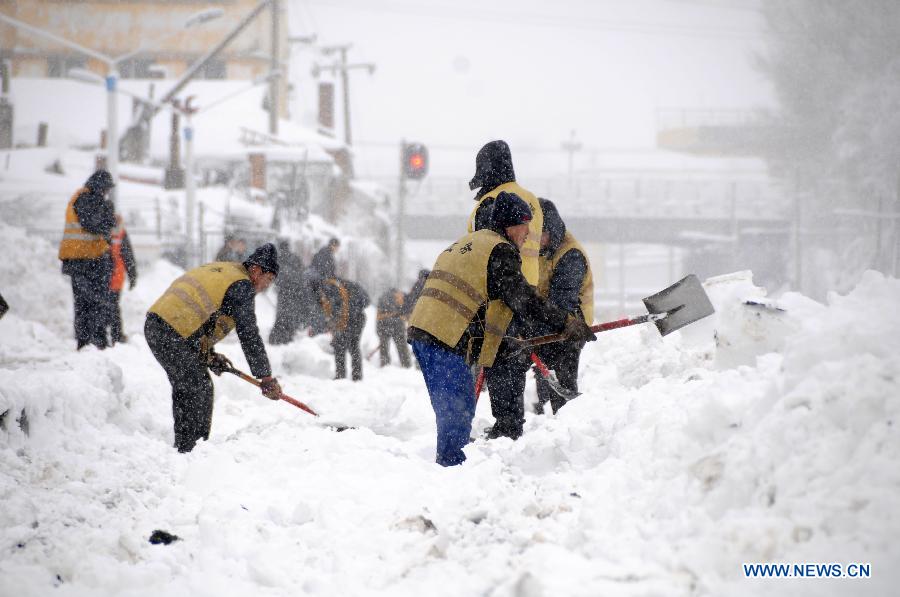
522, 274, 715, 348
529, 352, 580, 400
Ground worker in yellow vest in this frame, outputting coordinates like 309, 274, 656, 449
107, 214, 138, 344
58, 170, 117, 350
408, 192, 596, 466
376, 288, 411, 368
318, 277, 369, 381
466, 140, 545, 440
145, 243, 282, 453
533, 198, 595, 414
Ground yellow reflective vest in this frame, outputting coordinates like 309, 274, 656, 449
148, 262, 248, 345
537, 232, 594, 325
408, 229, 514, 366
58, 188, 110, 260
467, 181, 542, 286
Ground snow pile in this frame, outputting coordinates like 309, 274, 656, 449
1, 212, 898, 596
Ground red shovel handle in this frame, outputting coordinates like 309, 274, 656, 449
530, 352, 550, 376
474, 367, 485, 402
277, 392, 319, 417
226, 368, 319, 417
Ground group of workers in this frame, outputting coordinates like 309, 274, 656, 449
59, 140, 595, 464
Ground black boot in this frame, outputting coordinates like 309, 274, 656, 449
484, 417, 523, 440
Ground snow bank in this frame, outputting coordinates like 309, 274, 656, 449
1, 202, 898, 597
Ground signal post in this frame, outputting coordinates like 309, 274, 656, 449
396, 141, 428, 286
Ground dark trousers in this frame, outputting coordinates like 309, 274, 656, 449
66, 257, 112, 349
376, 319, 411, 368
332, 319, 364, 381
534, 341, 583, 414
107, 290, 125, 344
412, 340, 475, 466
145, 314, 214, 453
485, 350, 530, 439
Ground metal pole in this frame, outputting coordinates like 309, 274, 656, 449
396, 141, 407, 286
185, 114, 196, 266
341, 47, 352, 146
106, 71, 118, 198
269, 0, 279, 136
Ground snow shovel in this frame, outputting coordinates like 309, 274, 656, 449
223, 366, 353, 431
529, 353, 580, 400
474, 367, 486, 402
522, 274, 715, 349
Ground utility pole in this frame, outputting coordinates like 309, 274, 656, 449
313, 45, 374, 147
269, 0, 279, 136
396, 140, 408, 287
561, 129, 582, 191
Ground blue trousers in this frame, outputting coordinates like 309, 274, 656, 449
411, 340, 475, 466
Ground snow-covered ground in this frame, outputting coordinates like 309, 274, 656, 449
2, 182, 899, 595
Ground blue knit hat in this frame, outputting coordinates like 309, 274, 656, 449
491, 191, 532, 229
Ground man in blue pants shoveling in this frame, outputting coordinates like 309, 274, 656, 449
407, 192, 596, 466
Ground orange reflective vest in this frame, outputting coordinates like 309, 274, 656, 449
58, 188, 110, 260
110, 225, 127, 292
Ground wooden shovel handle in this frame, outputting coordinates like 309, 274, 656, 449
226, 368, 319, 417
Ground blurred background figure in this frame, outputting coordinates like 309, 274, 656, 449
215, 234, 247, 262
107, 214, 138, 344
58, 169, 116, 350
268, 238, 306, 345
375, 288, 411, 368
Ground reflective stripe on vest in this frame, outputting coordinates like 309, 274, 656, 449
147, 262, 247, 342
467, 181, 543, 286
58, 188, 110, 260
537, 232, 595, 325
408, 229, 513, 366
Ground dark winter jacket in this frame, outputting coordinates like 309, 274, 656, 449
401, 271, 430, 317
309, 246, 337, 280
274, 248, 305, 299
61, 184, 116, 276
532, 199, 588, 335
319, 278, 369, 333
377, 289, 405, 321
408, 221, 569, 360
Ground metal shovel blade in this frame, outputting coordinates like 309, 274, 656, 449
544, 371, 581, 400
642, 274, 715, 336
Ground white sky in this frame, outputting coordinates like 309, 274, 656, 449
287, 0, 773, 179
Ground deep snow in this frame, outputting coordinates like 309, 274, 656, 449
2, 200, 899, 595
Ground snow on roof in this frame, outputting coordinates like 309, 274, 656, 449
6, 78, 339, 163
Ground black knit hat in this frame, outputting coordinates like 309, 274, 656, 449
243, 243, 279, 276
491, 191, 532, 229
86, 169, 115, 191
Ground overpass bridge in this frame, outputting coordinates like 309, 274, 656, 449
398, 174, 791, 244
391, 173, 792, 291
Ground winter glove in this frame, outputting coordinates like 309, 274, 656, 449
206, 352, 233, 376
561, 315, 597, 343
260, 376, 282, 401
